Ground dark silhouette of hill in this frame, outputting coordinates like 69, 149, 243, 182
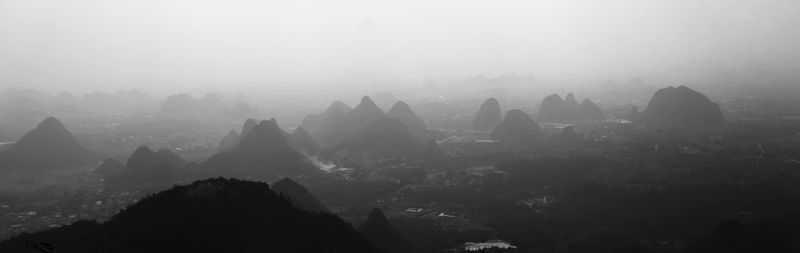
218, 130, 240, 152
240, 118, 258, 139
472, 98, 503, 130
0, 178, 380, 253
92, 158, 124, 177
317, 96, 387, 147
202, 119, 315, 180
271, 177, 329, 213
301, 101, 352, 136
491, 109, 542, 143
538, 93, 605, 122
641, 85, 724, 123
333, 117, 421, 162
104, 146, 187, 185
0, 117, 97, 170
289, 127, 318, 154
538, 94, 566, 122
359, 208, 414, 253
387, 101, 429, 143
579, 99, 605, 121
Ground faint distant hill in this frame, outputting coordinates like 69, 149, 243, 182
0, 178, 380, 253
537, 93, 605, 123
317, 96, 387, 147
359, 208, 415, 253
332, 117, 422, 164
387, 101, 430, 143
0, 117, 97, 171
491, 109, 543, 144
641, 85, 724, 124
271, 177, 329, 213
202, 119, 315, 180
158, 93, 227, 118
472, 98, 503, 130
217, 130, 240, 152
104, 146, 188, 186
301, 101, 352, 137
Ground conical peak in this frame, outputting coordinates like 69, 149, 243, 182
241, 119, 258, 137
37, 117, 66, 130
361, 96, 375, 105
326, 101, 352, 114
131, 146, 155, 156
482, 98, 500, 106
505, 109, 531, 120
389, 101, 411, 112
544, 93, 563, 102
580, 99, 596, 107
367, 208, 390, 226
273, 177, 300, 188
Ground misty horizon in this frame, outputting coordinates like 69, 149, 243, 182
2, 0, 800, 95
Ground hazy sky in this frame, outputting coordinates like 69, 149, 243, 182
1, 0, 798, 94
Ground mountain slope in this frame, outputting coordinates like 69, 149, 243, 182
0, 117, 97, 170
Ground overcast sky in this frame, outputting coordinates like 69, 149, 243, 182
1, 0, 798, 94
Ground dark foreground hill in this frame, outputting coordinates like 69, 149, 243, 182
271, 177, 329, 213
0, 178, 380, 253
0, 117, 97, 170
359, 208, 415, 253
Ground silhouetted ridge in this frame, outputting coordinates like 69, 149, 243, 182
317, 96, 387, 147
359, 208, 414, 253
105, 146, 186, 185
240, 118, 258, 139
289, 127, 318, 154
271, 177, 329, 212
472, 98, 503, 130
387, 101, 429, 143
202, 119, 315, 180
218, 130, 240, 152
0, 117, 97, 170
300, 101, 352, 137
641, 85, 724, 123
491, 109, 542, 143
0, 178, 380, 253
579, 99, 605, 121
538, 94, 565, 122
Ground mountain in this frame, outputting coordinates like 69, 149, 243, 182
641, 85, 724, 123
579, 99, 605, 121
333, 117, 421, 164
202, 119, 315, 180
271, 177, 329, 213
538, 94, 604, 122
0, 178, 379, 253
537, 94, 566, 123
289, 127, 318, 154
240, 118, 258, 139
0, 117, 97, 170
387, 101, 429, 143
491, 109, 543, 143
358, 208, 415, 253
218, 130, 240, 152
300, 101, 351, 136
105, 146, 186, 185
472, 98, 503, 130
317, 96, 387, 147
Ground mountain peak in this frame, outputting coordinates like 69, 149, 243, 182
360, 96, 377, 107
0, 117, 97, 170
492, 109, 542, 143
472, 98, 503, 130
